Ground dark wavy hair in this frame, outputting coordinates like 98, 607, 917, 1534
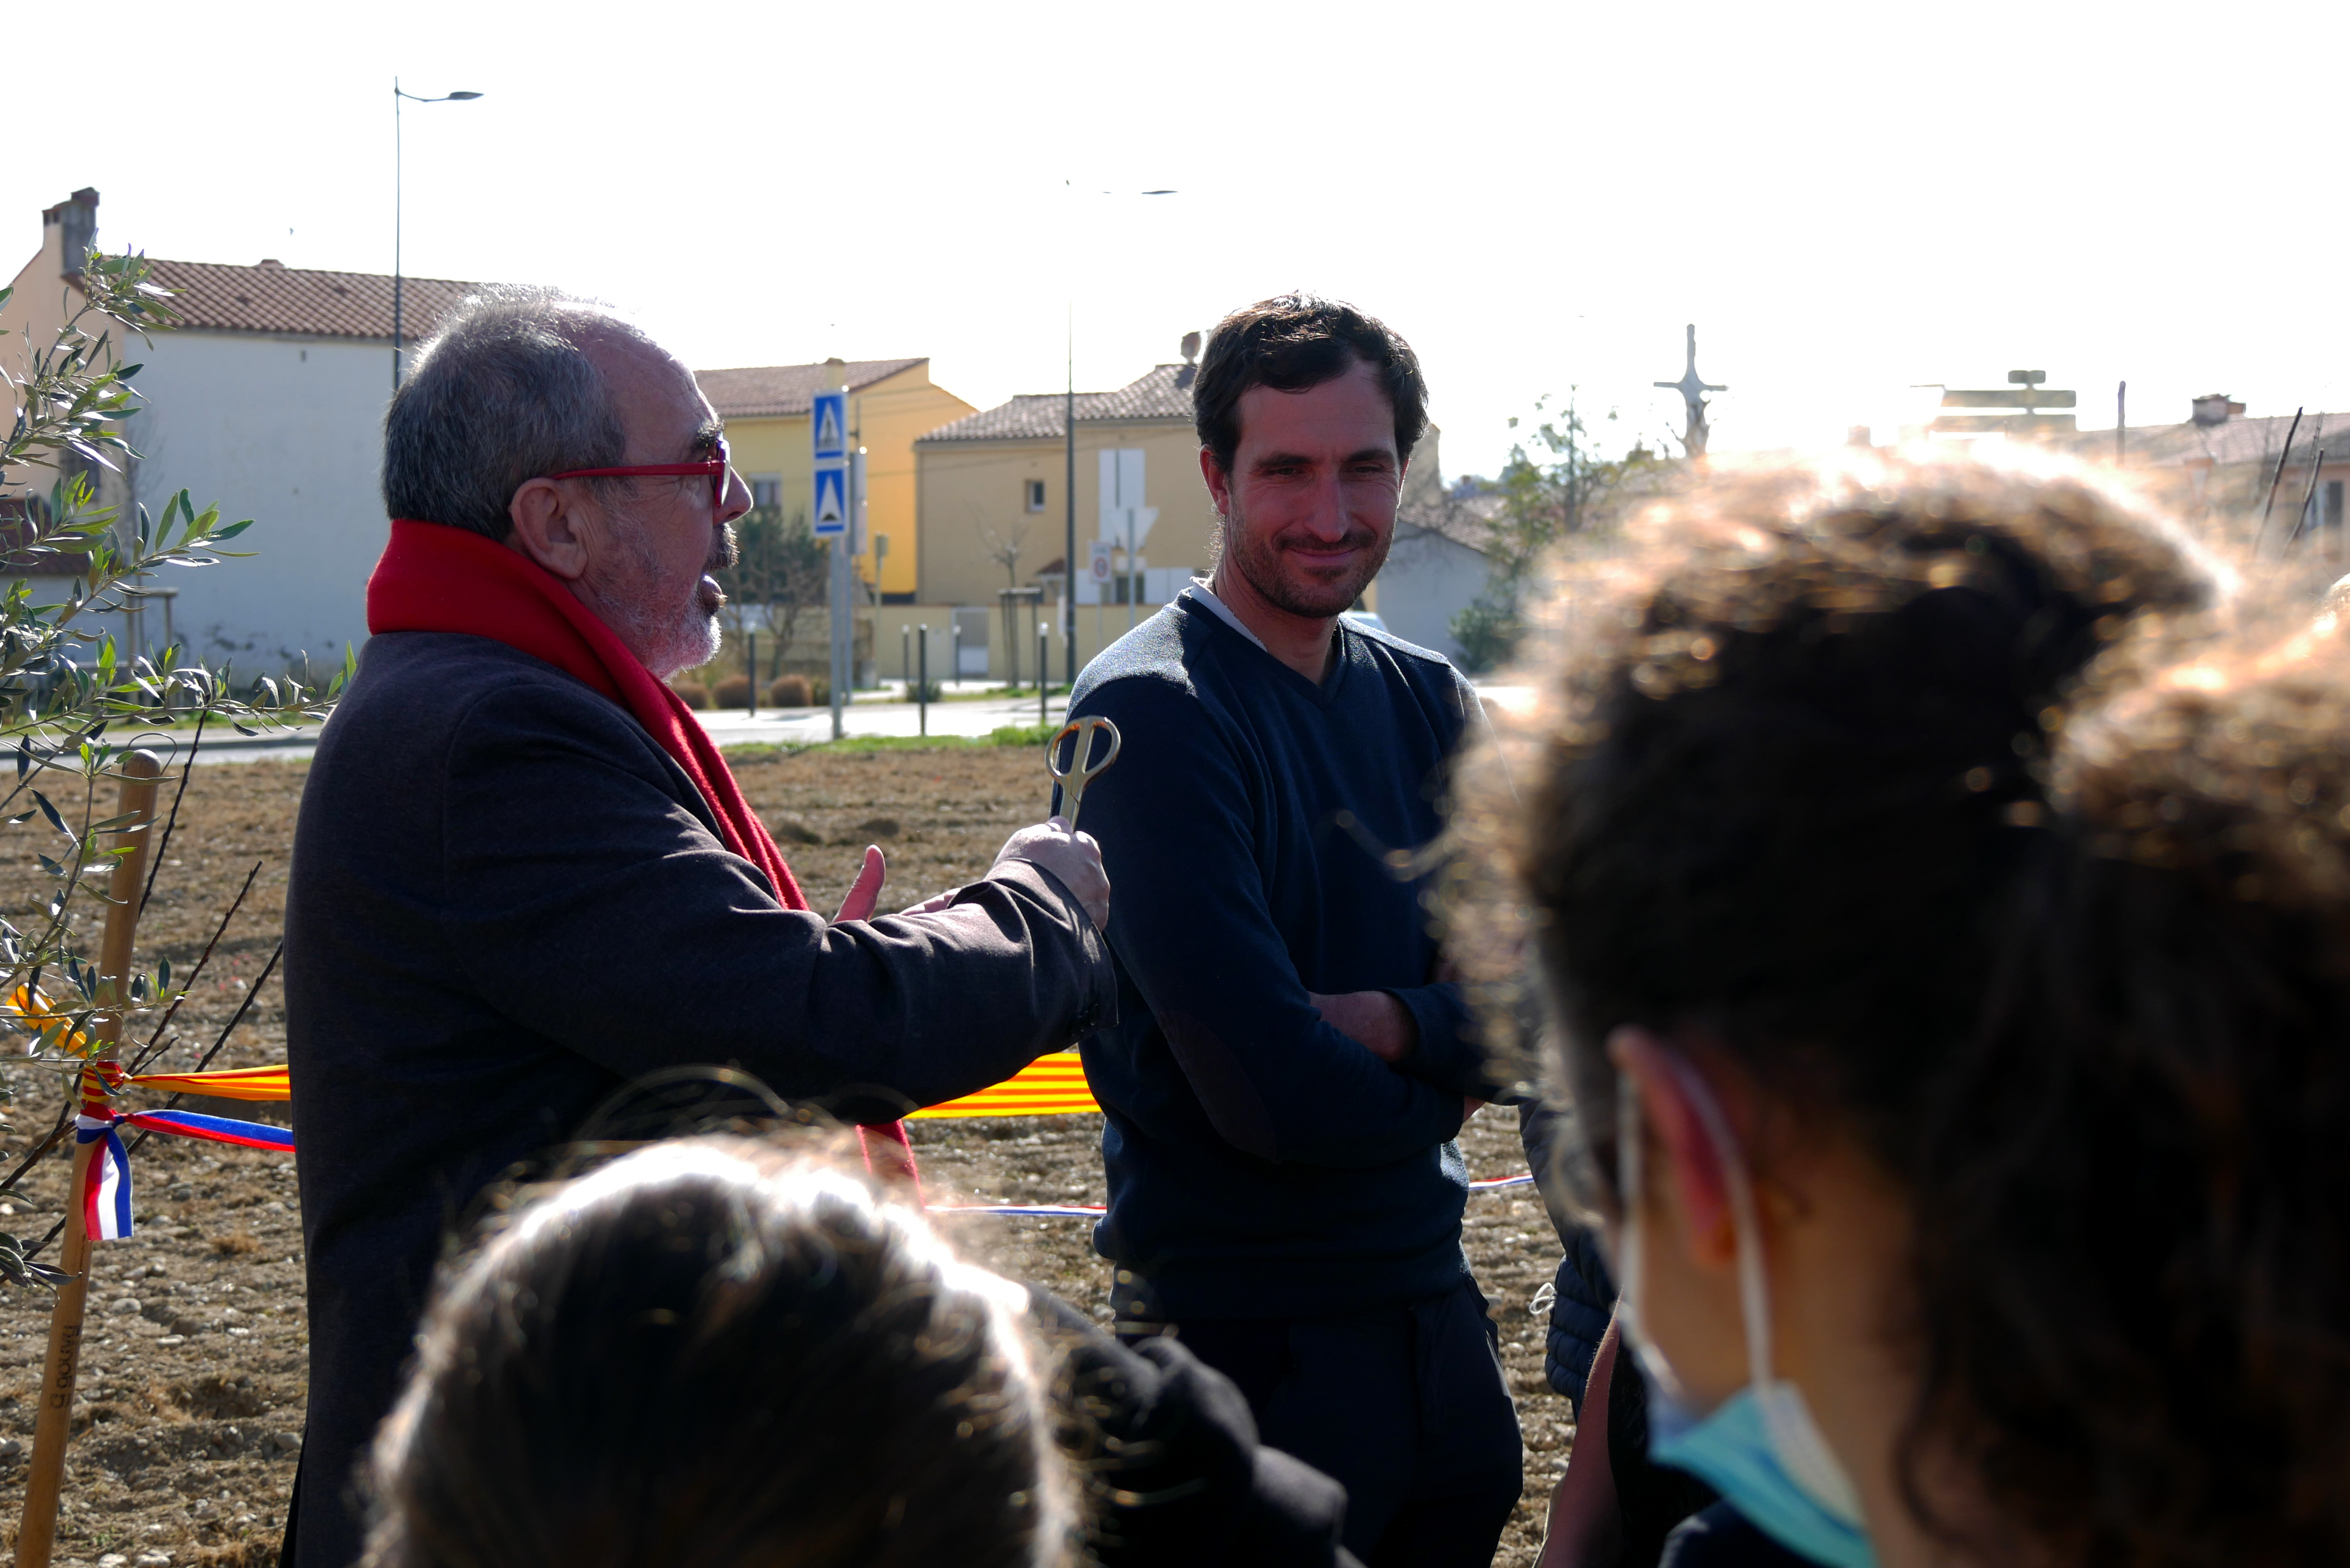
1450, 452, 2350, 1564
1191, 294, 1428, 477
360, 1137, 1071, 1568
1920, 637, 2350, 1563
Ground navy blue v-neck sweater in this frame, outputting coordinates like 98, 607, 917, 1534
1065, 589, 1491, 1321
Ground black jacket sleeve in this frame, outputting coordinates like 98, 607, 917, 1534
1388, 981, 1506, 1100
1521, 1102, 1618, 1412
1029, 1289, 1361, 1568
436, 680, 1116, 1118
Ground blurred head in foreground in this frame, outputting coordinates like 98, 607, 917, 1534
1464, 452, 2350, 1565
360, 1137, 1069, 1568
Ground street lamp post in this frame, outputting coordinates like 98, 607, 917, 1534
393, 79, 483, 389
1063, 185, 1176, 690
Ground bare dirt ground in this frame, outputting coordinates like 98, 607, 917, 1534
0, 745, 1571, 1567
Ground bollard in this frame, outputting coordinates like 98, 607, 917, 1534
18, 750, 163, 1568
1038, 622, 1050, 725
918, 625, 929, 739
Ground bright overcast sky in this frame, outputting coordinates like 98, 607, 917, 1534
5, 0, 2344, 481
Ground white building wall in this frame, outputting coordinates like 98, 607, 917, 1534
1372, 524, 1488, 666
125, 330, 392, 671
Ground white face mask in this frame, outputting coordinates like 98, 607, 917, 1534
1617, 1059, 1877, 1568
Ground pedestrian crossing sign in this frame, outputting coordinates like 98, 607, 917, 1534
812, 391, 847, 460
813, 463, 848, 535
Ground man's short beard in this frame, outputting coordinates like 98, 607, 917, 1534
1222, 499, 1390, 620
584, 514, 726, 680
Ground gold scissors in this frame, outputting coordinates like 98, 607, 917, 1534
1046, 716, 1122, 831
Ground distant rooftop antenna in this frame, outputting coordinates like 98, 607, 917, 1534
1655, 324, 1726, 457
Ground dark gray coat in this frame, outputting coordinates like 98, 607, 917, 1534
282, 632, 1114, 1567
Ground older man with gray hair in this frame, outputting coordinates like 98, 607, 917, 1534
279, 289, 1114, 1567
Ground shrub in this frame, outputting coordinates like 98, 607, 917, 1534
711, 674, 753, 709
671, 681, 710, 710
0, 250, 335, 1290
768, 674, 835, 708
904, 677, 945, 703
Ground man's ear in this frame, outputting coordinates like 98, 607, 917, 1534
506, 477, 592, 582
1610, 1027, 1737, 1270
1198, 445, 1233, 518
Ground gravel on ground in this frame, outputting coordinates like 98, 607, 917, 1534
0, 746, 1573, 1566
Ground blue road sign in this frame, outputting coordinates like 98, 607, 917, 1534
812, 391, 848, 460
813, 462, 848, 535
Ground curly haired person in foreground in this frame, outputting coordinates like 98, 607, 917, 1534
1465, 453, 2350, 1566
360, 1136, 1362, 1568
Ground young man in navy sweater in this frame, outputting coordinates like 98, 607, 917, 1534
1064, 296, 1521, 1565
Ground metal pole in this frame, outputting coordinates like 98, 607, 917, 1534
389, 85, 480, 387
392, 79, 403, 390
2289, 416, 2330, 549
826, 363, 850, 741
745, 631, 757, 718
1065, 301, 1078, 690
2115, 381, 2127, 467
829, 537, 848, 740
918, 624, 929, 738
1038, 622, 1049, 725
2261, 407, 2307, 550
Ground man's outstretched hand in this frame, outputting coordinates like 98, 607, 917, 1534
834, 845, 887, 923
994, 816, 1111, 932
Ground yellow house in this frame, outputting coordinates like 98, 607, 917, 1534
914, 362, 1215, 623
697, 357, 974, 601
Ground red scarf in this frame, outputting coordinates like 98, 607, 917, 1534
368, 519, 807, 908
366, 520, 920, 1187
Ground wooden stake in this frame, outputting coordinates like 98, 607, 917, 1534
17, 749, 163, 1568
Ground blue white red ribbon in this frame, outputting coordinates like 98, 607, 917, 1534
66, 1055, 296, 1243
77, 1115, 135, 1242
76, 1106, 296, 1242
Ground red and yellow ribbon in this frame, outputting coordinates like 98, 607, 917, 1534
910, 1051, 1100, 1118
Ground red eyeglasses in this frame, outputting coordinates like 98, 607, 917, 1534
549, 437, 732, 509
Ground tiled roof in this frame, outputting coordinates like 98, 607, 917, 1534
919, 393, 1079, 442
1086, 362, 1198, 421
919, 364, 1198, 443
2058, 411, 2350, 468
143, 258, 481, 340
697, 358, 928, 419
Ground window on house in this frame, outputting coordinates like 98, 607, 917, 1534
1025, 479, 1047, 512
751, 475, 782, 511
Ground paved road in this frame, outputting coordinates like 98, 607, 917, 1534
186, 681, 1528, 766
190, 689, 1071, 765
